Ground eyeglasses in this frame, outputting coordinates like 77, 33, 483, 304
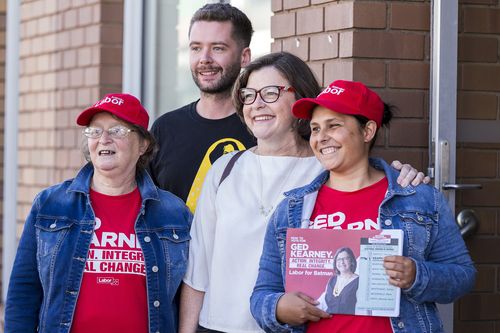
238, 85, 295, 105
336, 257, 352, 263
83, 126, 135, 139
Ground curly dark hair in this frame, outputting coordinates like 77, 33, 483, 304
353, 103, 395, 151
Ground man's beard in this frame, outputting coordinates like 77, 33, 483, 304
192, 61, 241, 95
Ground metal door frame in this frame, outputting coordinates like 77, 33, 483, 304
429, 1, 459, 332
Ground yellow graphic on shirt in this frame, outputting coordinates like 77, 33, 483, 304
186, 138, 247, 212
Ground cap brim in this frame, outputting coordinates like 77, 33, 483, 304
76, 107, 103, 126
293, 97, 367, 122
291, 98, 323, 119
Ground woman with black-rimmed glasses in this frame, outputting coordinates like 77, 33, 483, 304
179, 52, 427, 333
5, 94, 192, 333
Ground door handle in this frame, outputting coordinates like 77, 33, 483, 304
456, 209, 479, 239
442, 183, 482, 190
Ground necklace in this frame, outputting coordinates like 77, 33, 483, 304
255, 149, 302, 217
333, 275, 355, 297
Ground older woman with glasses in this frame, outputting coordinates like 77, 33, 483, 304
5, 94, 192, 333
179, 52, 427, 333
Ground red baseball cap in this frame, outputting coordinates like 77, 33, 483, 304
76, 93, 149, 130
292, 80, 384, 128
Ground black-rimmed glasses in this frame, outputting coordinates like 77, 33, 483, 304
238, 85, 295, 105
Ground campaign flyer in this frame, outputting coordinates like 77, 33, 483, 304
285, 228, 403, 317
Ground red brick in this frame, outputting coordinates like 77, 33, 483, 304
284, 0, 309, 10
310, 33, 338, 61
458, 35, 498, 62
324, 59, 353, 83
70, 27, 85, 48
100, 66, 122, 85
100, 24, 123, 44
458, 92, 497, 120
325, 2, 353, 31
352, 60, 385, 88
457, 150, 497, 178
99, 46, 122, 65
461, 64, 500, 91
78, 5, 94, 26
371, 149, 426, 171
462, 180, 500, 207
353, 1, 386, 29
339, 31, 353, 58
100, 2, 124, 23
326, 2, 386, 30
62, 49, 77, 69
63, 9, 78, 29
377, 90, 426, 118
463, 7, 500, 33
271, 12, 295, 38
389, 119, 429, 147
297, 7, 323, 35
270, 40, 282, 53
473, 265, 496, 292
282, 36, 309, 61
272, 0, 283, 12
390, 2, 430, 31
307, 62, 323, 87
342, 31, 425, 60
388, 62, 430, 89
69, 68, 84, 87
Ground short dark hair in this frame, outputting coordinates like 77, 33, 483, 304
333, 247, 357, 275
189, 3, 253, 49
232, 52, 321, 138
353, 103, 395, 151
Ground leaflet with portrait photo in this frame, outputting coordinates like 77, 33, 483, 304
285, 228, 403, 317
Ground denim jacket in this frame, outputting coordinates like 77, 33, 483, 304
250, 158, 476, 333
5, 163, 192, 333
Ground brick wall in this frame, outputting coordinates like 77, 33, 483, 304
455, 1, 500, 332
273, 0, 500, 331
17, 0, 123, 231
272, 0, 430, 175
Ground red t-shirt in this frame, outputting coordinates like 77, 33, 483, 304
71, 188, 148, 333
307, 177, 393, 333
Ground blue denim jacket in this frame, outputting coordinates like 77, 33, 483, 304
250, 158, 476, 333
5, 163, 192, 333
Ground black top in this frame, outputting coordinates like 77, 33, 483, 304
325, 275, 359, 315
148, 101, 256, 208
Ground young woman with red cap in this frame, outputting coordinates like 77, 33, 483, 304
250, 81, 476, 333
180, 52, 428, 333
5, 94, 192, 333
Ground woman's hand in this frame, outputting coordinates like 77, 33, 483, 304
391, 160, 431, 187
383, 255, 416, 289
276, 292, 331, 326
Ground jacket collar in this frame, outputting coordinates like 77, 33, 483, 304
67, 163, 160, 202
285, 157, 417, 200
